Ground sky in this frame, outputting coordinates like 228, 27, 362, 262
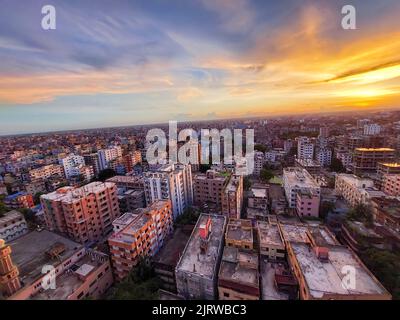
1, 0, 400, 135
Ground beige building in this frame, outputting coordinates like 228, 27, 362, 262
256, 221, 285, 260
225, 219, 253, 250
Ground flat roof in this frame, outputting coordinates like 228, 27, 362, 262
279, 223, 309, 243
257, 221, 284, 247
291, 243, 389, 298
219, 247, 258, 288
41, 182, 115, 203
283, 167, 319, 189
9, 230, 82, 287
250, 188, 267, 198
226, 219, 253, 243
176, 214, 226, 279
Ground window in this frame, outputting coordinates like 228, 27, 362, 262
223, 292, 229, 297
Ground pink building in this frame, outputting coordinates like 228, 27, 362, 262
40, 182, 120, 244
382, 174, 400, 196
296, 190, 320, 217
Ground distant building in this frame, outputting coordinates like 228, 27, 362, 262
364, 123, 381, 136
382, 174, 400, 196
59, 154, 85, 179
0, 211, 28, 242
296, 137, 314, 160
4, 231, 113, 300
283, 167, 320, 209
41, 182, 120, 244
352, 148, 395, 173
117, 189, 145, 213
295, 158, 321, 175
218, 247, 260, 300
176, 214, 227, 300
316, 148, 332, 167
144, 163, 193, 219
108, 200, 173, 281
29, 164, 64, 181
106, 175, 144, 191
4, 192, 34, 209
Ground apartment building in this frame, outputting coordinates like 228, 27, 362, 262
296, 190, 320, 218
221, 174, 243, 219
108, 200, 173, 281
335, 174, 384, 207
3, 231, 113, 300
83, 153, 101, 175
364, 123, 381, 136
40, 182, 120, 244
256, 221, 285, 260
296, 137, 314, 160
144, 164, 193, 219
59, 154, 85, 179
193, 170, 228, 212
280, 222, 391, 300
316, 148, 332, 167
106, 175, 144, 191
225, 219, 254, 250
176, 214, 227, 300
254, 151, 266, 175
98, 146, 122, 170
352, 148, 395, 173
29, 164, 64, 181
218, 246, 260, 300
382, 174, 400, 196
4, 192, 34, 209
0, 210, 28, 242
283, 167, 320, 209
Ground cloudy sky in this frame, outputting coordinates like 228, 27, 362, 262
1, 0, 400, 134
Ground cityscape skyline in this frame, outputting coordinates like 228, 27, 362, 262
1, 0, 400, 135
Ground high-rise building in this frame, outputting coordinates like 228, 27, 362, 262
108, 200, 173, 281
144, 163, 193, 219
316, 148, 332, 166
41, 182, 120, 244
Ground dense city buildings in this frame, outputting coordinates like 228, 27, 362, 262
193, 170, 228, 212
108, 200, 173, 281
41, 182, 120, 244
221, 174, 244, 219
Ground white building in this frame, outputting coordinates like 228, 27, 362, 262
283, 167, 320, 208
254, 151, 265, 175
98, 146, 122, 170
336, 152, 353, 168
364, 124, 381, 136
0, 210, 28, 242
297, 137, 314, 160
59, 154, 85, 179
144, 163, 193, 219
316, 148, 332, 166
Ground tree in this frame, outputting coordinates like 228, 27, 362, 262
320, 201, 335, 220
360, 248, 400, 300
260, 164, 274, 183
346, 203, 373, 225
330, 157, 346, 173
34, 192, 45, 205
243, 176, 252, 191
199, 164, 211, 173
107, 257, 161, 300
254, 144, 267, 153
0, 195, 9, 216
175, 207, 200, 226
98, 169, 117, 182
